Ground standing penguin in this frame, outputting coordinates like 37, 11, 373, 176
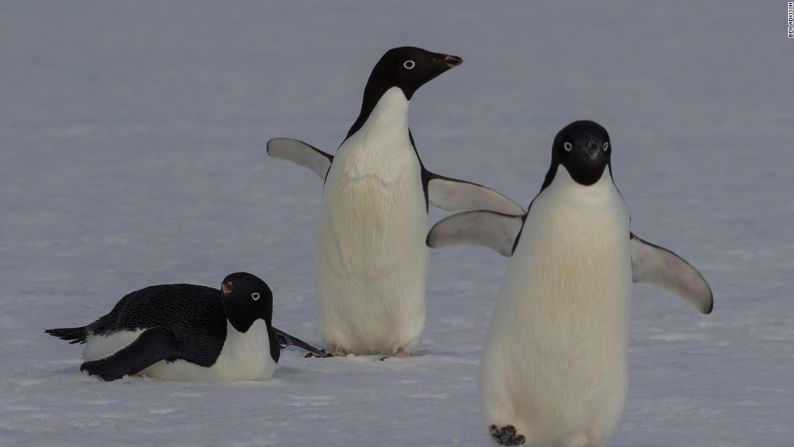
427, 121, 713, 446
46, 272, 326, 382
267, 47, 524, 357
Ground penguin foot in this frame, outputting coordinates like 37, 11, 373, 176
379, 347, 410, 361
489, 424, 526, 446
304, 349, 332, 358
326, 344, 348, 357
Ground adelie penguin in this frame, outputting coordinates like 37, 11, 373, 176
267, 47, 524, 358
46, 272, 326, 382
427, 121, 714, 446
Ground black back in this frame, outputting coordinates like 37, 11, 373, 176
87, 284, 228, 367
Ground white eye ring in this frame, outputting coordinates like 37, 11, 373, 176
403, 60, 415, 70
603, 142, 609, 151
563, 142, 573, 152
251, 292, 260, 301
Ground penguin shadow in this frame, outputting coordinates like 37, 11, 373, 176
302, 347, 477, 367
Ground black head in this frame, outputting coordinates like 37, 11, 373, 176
220, 272, 273, 333
542, 120, 612, 188
368, 46, 463, 100
347, 46, 462, 139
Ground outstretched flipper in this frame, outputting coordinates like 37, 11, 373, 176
45, 326, 88, 344
630, 233, 714, 314
272, 326, 329, 358
80, 327, 178, 381
266, 138, 333, 179
426, 211, 525, 257
426, 172, 525, 215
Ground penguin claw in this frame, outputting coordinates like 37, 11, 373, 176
304, 350, 332, 358
489, 424, 526, 446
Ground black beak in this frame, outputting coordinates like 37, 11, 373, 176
583, 140, 601, 160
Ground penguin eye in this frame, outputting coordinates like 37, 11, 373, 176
603, 142, 609, 152
563, 142, 573, 152
403, 60, 416, 70
251, 292, 260, 301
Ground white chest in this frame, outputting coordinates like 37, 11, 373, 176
318, 87, 427, 276
330, 87, 419, 183
144, 320, 276, 382
501, 167, 632, 331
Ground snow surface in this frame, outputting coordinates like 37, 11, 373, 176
1, 1, 792, 446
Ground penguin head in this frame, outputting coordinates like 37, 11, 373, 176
220, 272, 273, 333
367, 46, 463, 100
546, 120, 612, 187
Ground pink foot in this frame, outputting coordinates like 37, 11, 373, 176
380, 347, 410, 360
327, 344, 348, 357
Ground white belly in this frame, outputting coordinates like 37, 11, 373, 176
480, 169, 632, 447
83, 320, 276, 382
315, 88, 428, 355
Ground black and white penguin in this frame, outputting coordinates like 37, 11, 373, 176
46, 272, 325, 382
266, 47, 524, 358
427, 121, 714, 446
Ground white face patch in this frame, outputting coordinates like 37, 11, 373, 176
251, 292, 260, 301
563, 141, 573, 152
603, 142, 609, 152
403, 60, 415, 70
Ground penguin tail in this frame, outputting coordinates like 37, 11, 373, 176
45, 326, 88, 344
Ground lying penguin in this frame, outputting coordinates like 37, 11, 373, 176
46, 272, 326, 382
427, 121, 713, 446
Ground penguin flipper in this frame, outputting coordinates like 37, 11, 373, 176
630, 233, 714, 314
80, 327, 178, 381
426, 210, 524, 257
266, 138, 333, 179
426, 173, 525, 215
271, 326, 329, 357
46, 326, 88, 344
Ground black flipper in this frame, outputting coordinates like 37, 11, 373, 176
80, 327, 178, 381
271, 326, 329, 358
46, 326, 88, 344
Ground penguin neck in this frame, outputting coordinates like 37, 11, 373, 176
539, 165, 622, 209
346, 87, 410, 141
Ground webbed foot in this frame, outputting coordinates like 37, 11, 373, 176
489, 424, 526, 446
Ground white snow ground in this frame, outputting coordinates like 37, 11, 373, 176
1, 1, 792, 446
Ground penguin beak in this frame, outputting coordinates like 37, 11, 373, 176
221, 280, 234, 296
583, 140, 601, 160
442, 54, 463, 68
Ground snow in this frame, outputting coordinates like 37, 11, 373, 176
1, 1, 792, 446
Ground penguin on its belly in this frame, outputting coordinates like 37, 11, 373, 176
267, 47, 524, 358
47, 272, 326, 382
428, 121, 714, 446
